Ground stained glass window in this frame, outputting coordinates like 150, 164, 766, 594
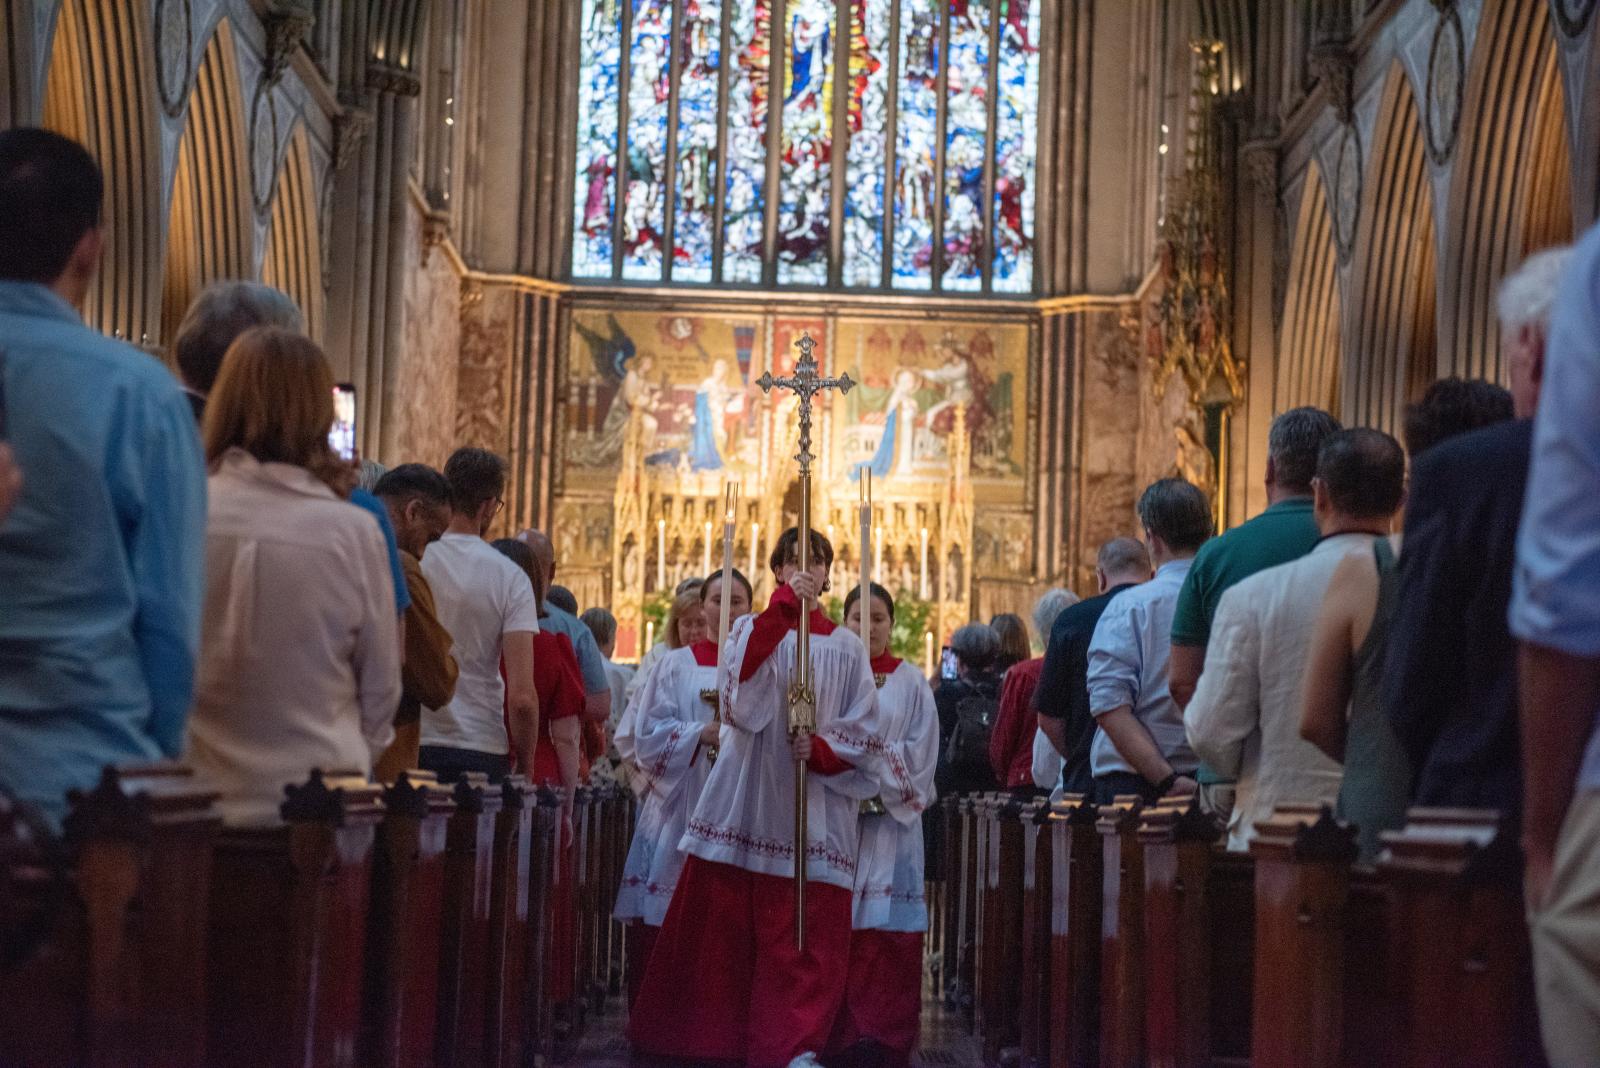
571, 0, 1039, 294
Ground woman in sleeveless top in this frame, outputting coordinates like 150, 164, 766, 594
1300, 535, 1413, 861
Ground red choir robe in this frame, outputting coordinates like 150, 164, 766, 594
628, 584, 887, 1068
829, 655, 941, 1065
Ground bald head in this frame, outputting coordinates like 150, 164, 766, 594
516, 528, 555, 585
1096, 537, 1152, 588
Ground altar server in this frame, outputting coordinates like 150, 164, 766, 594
629, 528, 885, 1068
614, 567, 752, 1004
830, 582, 940, 1067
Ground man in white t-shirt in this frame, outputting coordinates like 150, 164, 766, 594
419, 448, 540, 780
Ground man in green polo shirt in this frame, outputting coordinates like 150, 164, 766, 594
1170, 407, 1342, 815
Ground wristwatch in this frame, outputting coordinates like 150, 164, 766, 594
1151, 771, 1179, 796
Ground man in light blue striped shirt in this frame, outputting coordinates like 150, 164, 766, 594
0, 129, 206, 827
1086, 478, 1213, 805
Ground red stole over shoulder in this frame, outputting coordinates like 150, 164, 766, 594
690, 639, 719, 667
870, 652, 903, 675
737, 583, 837, 682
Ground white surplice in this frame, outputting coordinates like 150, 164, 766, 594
614, 645, 720, 926
850, 661, 940, 931
680, 607, 885, 891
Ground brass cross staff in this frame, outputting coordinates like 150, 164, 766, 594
756, 332, 853, 950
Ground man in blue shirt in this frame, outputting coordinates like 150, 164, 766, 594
518, 528, 613, 724
1085, 478, 1213, 805
0, 129, 206, 826
1511, 219, 1600, 1065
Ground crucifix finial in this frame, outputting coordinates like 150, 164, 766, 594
756, 332, 854, 475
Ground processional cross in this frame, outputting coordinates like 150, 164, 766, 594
756, 332, 853, 950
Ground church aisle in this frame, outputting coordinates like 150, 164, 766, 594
569, 999, 983, 1066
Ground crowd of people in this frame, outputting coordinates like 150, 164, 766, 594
4, 121, 1600, 1065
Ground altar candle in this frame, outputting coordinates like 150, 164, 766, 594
919, 527, 929, 599
924, 631, 935, 677
749, 521, 760, 581
719, 486, 737, 654
874, 525, 884, 579
826, 523, 838, 592
703, 521, 713, 576
646, 619, 656, 653
656, 519, 666, 590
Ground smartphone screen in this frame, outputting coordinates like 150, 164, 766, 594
329, 383, 357, 461
940, 646, 958, 681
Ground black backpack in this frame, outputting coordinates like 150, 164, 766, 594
943, 683, 1000, 786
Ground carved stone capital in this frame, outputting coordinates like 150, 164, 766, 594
1240, 139, 1279, 195
366, 61, 422, 98
264, 5, 315, 87
333, 107, 374, 171
1309, 44, 1356, 123
421, 209, 452, 266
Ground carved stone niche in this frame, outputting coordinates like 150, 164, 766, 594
264, 5, 316, 88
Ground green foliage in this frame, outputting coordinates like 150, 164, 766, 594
641, 590, 672, 644
825, 591, 937, 662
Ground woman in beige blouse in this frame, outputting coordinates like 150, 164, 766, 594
186, 327, 399, 823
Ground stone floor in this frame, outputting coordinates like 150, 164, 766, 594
569, 997, 983, 1066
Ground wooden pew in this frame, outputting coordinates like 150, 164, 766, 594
954, 793, 982, 1021
979, 794, 1028, 1066
0, 764, 219, 1068
1137, 795, 1224, 1068
938, 794, 963, 1004
1048, 794, 1101, 1068
434, 773, 504, 1068
486, 776, 533, 1068
360, 771, 455, 1068
525, 785, 562, 1064
1206, 848, 1254, 1067
1097, 795, 1146, 1068
1250, 804, 1394, 1068
1018, 798, 1055, 1068
206, 770, 382, 1068
1380, 809, 1545, 1068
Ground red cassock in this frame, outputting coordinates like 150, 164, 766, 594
829, 930, 925, 1067
627, 585, 887, 1067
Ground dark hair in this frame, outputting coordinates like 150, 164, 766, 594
443, 447, 506, 514
172, 282, 304, 394
1402, 377, 1514, 458
950, 622, 1001, 673
581, 607, 617, 647
769, 526, 835, 573
0, 128, 103, 284
1315, 428, 1406, 520
843, 582, 896, 623
373, 462, 450, 508
547, 584, 579, 615
700, 567, 754, 603
1136, 478, 1213, 554
990, 613, 1031, 669
1267, 407, 1343, 492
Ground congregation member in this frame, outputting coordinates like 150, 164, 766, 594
934, 623, 1005, 798
420, 447, 540, 780
831, 582, 940, 1068
1512, 220, 1600, 1067
1299, 339, 1537, 864
172, 280, 303, 421
990, 613, 1032, 674
547, 584, 580, 615
185, 328, 399, 823
615, 567, 753, 1004
1035, 538, 1152, 794
170, 278, 410, 624
1087, 480, 1211, 804
1186, 430, 1406, 851
516, 531, 613, 767
1168, 408, 1340, 814
616, 584, 711, 784
0, 128, 205, 826
988, 589, 1077, 789
581, 606, 636, 788
371, 463, 459, 782
1378, 252, 1568, 822
630, 528, 884, 1068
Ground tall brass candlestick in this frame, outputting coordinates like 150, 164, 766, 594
756, 333, 853, 951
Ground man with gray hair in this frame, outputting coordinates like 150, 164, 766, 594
1384, 244, 1573, 819
988, 588, 1081, 789
172, 280, 304, 420
1035, 537, 1153, 793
